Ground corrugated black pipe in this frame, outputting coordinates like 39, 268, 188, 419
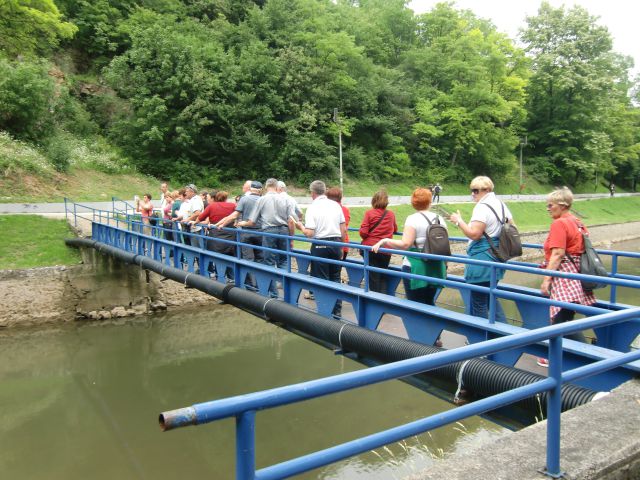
66, 237, 599, 414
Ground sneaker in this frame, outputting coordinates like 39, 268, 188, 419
536, 357, 549, 368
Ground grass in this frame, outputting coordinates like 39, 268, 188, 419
0, 215, 81, 269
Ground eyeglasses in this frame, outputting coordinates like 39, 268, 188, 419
470, 189, 481, 194
546, 203, 554, 208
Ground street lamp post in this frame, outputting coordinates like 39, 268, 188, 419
333, 108, 343, 193
519, 135, 528, 197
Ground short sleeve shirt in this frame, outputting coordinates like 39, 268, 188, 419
187, 195, 204, 231
543, 214, 586, 261
304, 195, 345, 238
236, 193, 261, 228
470, 192, 513, 238
249, 191, 295, 228
402, 211, 447, 267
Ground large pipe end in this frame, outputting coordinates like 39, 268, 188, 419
159, 407, 197, 431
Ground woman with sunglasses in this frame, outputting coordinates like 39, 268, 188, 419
536, 188, 596, 366
449, 176, 512, 321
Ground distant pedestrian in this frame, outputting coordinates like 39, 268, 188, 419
433, 183, 442, 203
609, 183, 615, 197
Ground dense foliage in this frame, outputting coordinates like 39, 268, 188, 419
0, 0, 638, 189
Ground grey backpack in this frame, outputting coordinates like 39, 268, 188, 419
418, 213, 451, 256
482, 203, 522, 262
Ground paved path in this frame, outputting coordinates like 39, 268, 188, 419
1, 193, 636, 213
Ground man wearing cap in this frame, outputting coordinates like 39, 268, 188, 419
293, 180, 346, 317
237, 178, 296, 296
215, 180, 263, 287
184, 184, 205, 249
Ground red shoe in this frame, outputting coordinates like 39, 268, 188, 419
537, 357, 549, 368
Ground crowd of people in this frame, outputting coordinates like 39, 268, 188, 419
136, 176, 599, 352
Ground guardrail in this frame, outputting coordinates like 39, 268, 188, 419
159, 307, 640, 479
64, 198, 640, 328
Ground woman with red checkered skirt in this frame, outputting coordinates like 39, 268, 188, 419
537, 188, 597, 366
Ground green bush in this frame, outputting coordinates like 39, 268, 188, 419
0, 59, 56, 141
45, 134, 72, 172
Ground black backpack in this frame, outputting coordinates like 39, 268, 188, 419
418, 213, 451, 256
572, 222, 608, 290
482, 203, 522, 262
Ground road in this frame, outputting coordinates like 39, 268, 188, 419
0, 193, 635, 214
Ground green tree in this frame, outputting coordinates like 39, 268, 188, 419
404, 4, 528, 180
522, 2, 637, 186
0, 0, 77, 57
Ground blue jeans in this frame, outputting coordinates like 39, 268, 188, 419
470, 281, 506, 322
262, 226, 289, 294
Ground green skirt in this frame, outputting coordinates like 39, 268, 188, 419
405, 248, 446, 290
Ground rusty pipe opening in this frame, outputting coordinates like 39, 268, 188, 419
159, 407, 197, 431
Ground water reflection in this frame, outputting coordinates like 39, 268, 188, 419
0, 306, 504, 479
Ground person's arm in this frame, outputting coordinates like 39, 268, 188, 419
372, 225, 416, 253
340, 222, 347, 242
216, 210, 240, 228
540, 247, 566, 296
449, 209, 485, 240
294, 219, 315, 238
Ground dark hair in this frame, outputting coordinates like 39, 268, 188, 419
411, 188, 432, 211
214, 191, 229, 202
371, 190, 388, 209
326, 187, 343, 202
144, 193, 152, 200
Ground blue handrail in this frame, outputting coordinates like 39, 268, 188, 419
160, 307, 640, 479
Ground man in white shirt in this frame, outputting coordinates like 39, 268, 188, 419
184, 184, 204, 249
294, 180, 346, 317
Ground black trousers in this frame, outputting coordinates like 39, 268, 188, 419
310, 239, 342, 317
367, 252, 391, 294
552, 307, 587, 343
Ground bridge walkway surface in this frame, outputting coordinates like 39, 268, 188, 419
63, 199, 640, 480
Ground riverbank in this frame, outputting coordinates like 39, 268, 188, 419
1, 221, 639, 328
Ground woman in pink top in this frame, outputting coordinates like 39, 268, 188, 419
359, 190, 397, 293
136, 193, 153, 234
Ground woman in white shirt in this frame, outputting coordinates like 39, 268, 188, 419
372, 188, 446, 305
449, 176, 512, 321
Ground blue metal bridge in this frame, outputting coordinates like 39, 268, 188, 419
65, 198, 640, 479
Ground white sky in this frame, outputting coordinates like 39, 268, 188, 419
408, 0, 639, 76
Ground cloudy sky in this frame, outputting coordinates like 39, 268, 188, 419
408, 0, 639, 76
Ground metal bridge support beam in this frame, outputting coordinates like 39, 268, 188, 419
236, 410, 256, 480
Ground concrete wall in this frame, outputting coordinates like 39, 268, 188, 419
408, 378, 640, 480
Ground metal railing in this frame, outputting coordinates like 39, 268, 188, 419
160, 307, 640, 479
63, 199, 640, 477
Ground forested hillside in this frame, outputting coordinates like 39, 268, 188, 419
1, 0, 639, 190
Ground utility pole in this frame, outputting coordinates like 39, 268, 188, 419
519, 135, 528, 197
333, 108, 343, 193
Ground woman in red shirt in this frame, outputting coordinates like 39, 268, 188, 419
197, 191, 237, 257
538, 188, 596, 364
136, 193, 154, 235
359, 191, 398, 293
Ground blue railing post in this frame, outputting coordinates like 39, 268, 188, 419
236, 410, 256, 480
363, 249, 370, 292
489, 266, 498, 323
545, 335, 564, 478
610, 254, 618, 304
